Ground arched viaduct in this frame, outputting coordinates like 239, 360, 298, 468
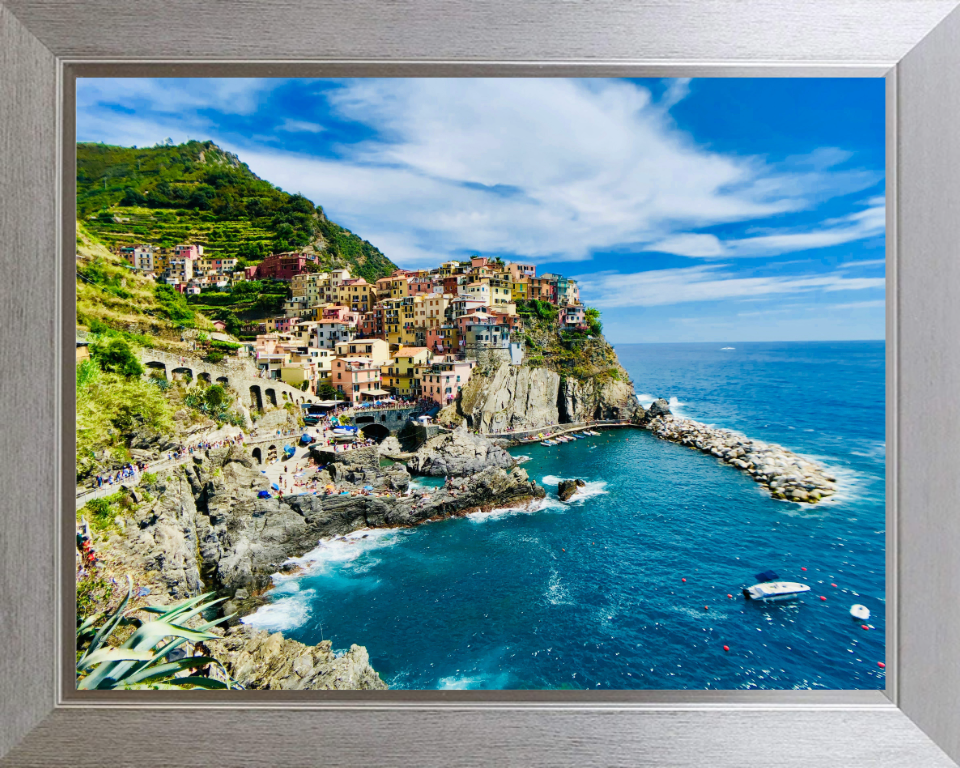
139, 349, 318, 412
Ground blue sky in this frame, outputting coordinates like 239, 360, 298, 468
77, 77, 886, 343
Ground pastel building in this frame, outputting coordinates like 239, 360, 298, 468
417, 356, 476, 405
332, 357, 386, 403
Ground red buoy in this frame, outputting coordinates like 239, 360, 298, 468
861, 625, 869, 630
723, 645, 730, 652
801, 567, 807, 571
831, 583, 838, 587
878, 662, 886, 669
704, 606, 709, 611
820, 596, 827, 601
682, 578, 686, 582
727, 594, 733, 599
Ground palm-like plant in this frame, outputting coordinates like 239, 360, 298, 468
76, 576, 242, 690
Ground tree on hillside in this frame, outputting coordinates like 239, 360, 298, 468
90, 337, 144, 378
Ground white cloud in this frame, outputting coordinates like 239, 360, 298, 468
77, 78, 280, 117
224, 79, 882, 265
277, 119, 325, 134
650, 200, 885, 259
660, 78, 692, 109
573, 264, 885, 308
76, 77, 884, 271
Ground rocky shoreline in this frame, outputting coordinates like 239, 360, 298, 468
643, 407, 838, 504
87, 435, 544, 690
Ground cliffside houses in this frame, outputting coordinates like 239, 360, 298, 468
119, 242, 588, 403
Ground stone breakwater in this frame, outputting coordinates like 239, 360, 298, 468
645, 414, 838, 504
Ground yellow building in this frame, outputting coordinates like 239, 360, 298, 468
334, 278, 377, 313
382, 346, 431, 397
422, 293, 452, 328
438, 260, 461, 277
382, 297, 404, 346
510, 278, 529, 302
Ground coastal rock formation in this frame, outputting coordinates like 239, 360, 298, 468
645, 415, 838, 504
198, 463, 543, 596
406, 427, 515, 477
120, 446, 545, 599
377, 435, 404, 458
98, 445, 543, 690
647, 398, 671, 419
124, 471, 204, 599
557, 478, 586, 502
206, 627, 387, 691
456, 362, 561, 433
559, 376, 642, 423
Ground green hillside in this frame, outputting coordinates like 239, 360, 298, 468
77, 140, 397, 282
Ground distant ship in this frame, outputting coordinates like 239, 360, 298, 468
721, 346, 735, 350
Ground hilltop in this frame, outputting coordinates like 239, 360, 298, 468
77, 140, 397, 282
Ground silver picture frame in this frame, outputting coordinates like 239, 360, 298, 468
2, 1, 960, 764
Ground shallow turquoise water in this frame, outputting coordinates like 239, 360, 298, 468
246, 341, 885, 690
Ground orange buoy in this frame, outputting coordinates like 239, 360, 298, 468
878, 662, 886, 669
703, 605, 709, 611
723, 645, 730, 652
820, 596, 827, 601
562, 548, 566, 552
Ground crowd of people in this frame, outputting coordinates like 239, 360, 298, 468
93, 462, 145, 488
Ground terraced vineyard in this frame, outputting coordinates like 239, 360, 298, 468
78, 140, 398, 282
83, 206, 277, 258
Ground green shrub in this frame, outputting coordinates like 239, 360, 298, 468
90, 337, 144, 378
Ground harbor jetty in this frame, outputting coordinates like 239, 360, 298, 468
644, 412, 838, 504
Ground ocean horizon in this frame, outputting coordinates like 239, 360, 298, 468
246, 339, 886, 690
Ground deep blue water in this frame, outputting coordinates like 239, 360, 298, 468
245, 341, 886, 690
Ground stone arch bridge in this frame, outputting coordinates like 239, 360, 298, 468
139, 349, 318, 412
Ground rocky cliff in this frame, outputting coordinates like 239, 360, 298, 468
558, 374, 642, 423
406, 426, 515, 476
206, 628, 387, 691
123, 444, 542, 600
92, 443, 544, 690
452, 362, 561, 433
448, 354, 641, 434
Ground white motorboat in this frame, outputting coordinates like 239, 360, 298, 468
850, 604, 871, 621
742, 581, 811, 601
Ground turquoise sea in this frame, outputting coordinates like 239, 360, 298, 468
245, 341, 886, 690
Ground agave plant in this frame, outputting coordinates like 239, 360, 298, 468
76, 576, 242, 690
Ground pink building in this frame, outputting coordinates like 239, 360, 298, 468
332, 357, 386, 403
507, 262, 536, 280
174, 244, 203, 260
425, 327, 444, 353
417, 356, 476, 405
559, 305, 587, 331
321, 305, 357, 324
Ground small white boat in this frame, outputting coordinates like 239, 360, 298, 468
721, 347, 735, 350
742, 581, 811, 601
850, 604, 871, 621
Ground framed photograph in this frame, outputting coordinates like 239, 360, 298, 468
3, 1, 960, 766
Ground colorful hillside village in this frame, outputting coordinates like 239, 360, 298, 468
121, 245, 586, 406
